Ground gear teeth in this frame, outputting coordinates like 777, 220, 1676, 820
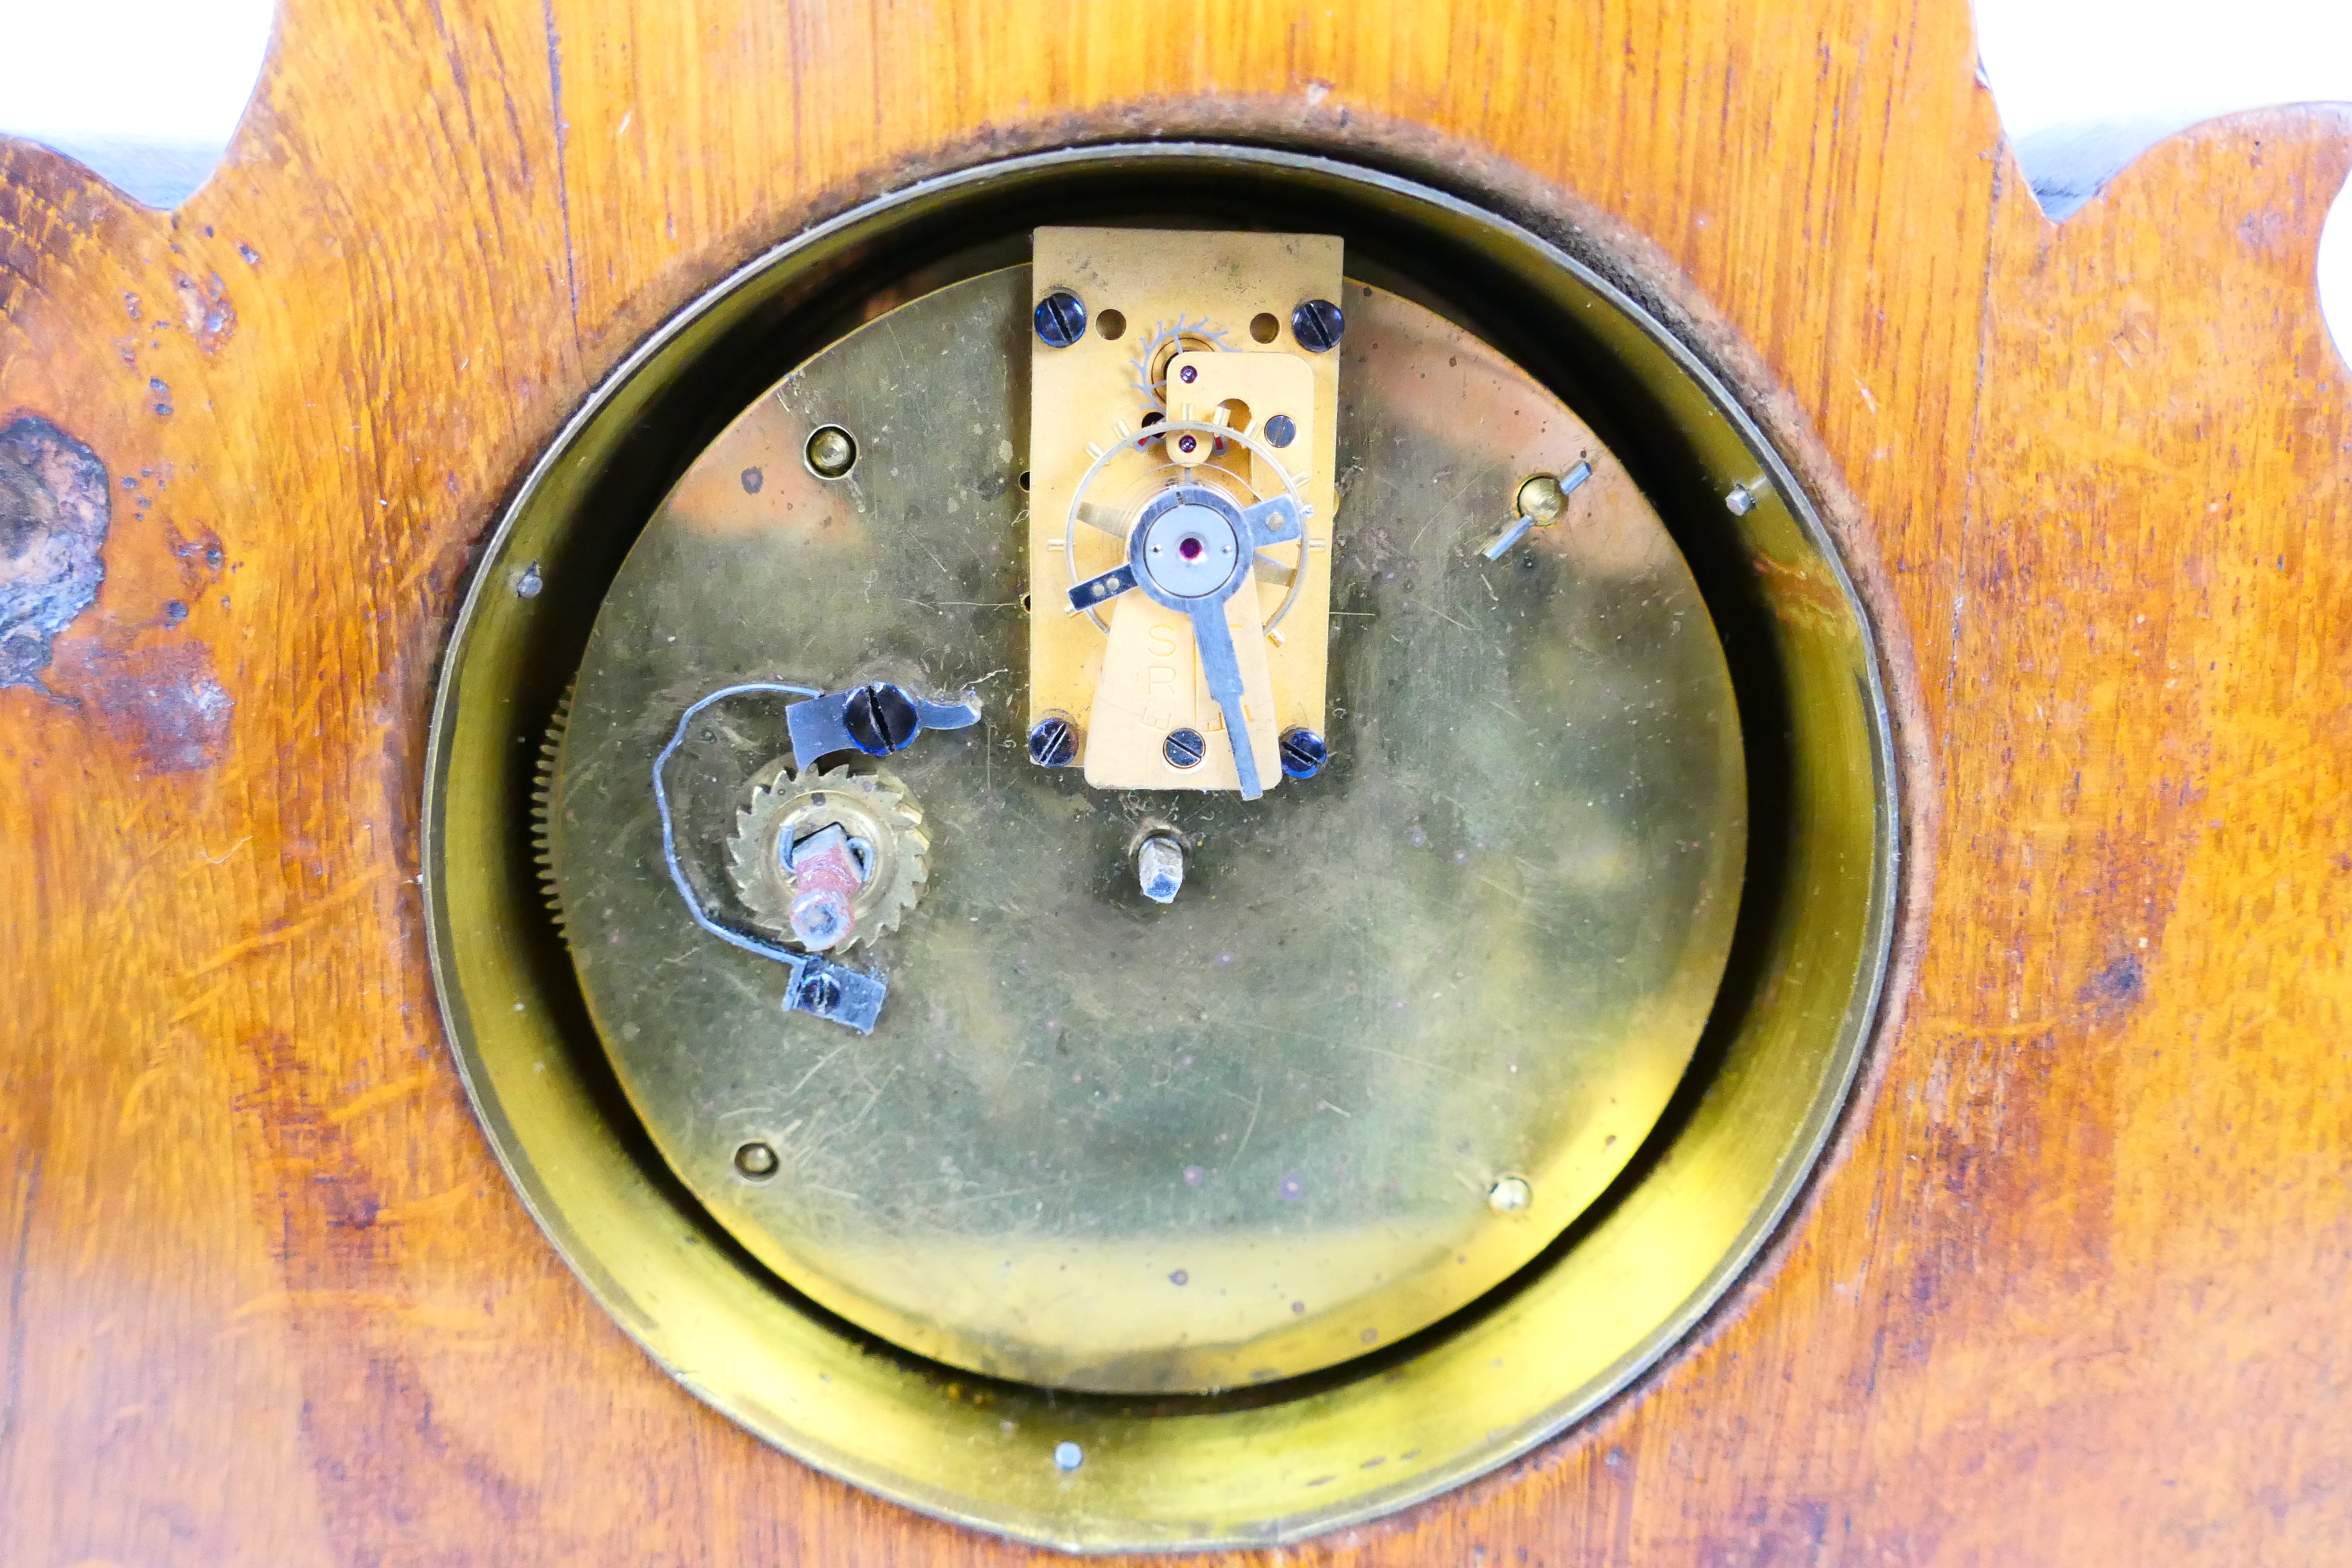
1129, 315, 1234, 414
726, 763, 929, 951
727, 774, 780, 906
532, 681, 575, 936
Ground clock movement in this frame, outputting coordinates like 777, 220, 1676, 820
427, 146, 1892, 1546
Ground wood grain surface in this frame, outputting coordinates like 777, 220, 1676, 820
4, 1, 2348, 1562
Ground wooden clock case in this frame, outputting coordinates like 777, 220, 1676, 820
2, 1, 2348, 1562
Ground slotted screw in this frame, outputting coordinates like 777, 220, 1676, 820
1278, 727, 1327, 779
842, 682, 920, 754
1034, 291, 1088, 348
1028, 716, 1079, 767
1291, 298, 1344, 352
796, 970, 843, 1014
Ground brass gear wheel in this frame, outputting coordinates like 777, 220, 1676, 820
726, 763, 928, 952
1126, 315, 1232, 412
531, 681, 575, 935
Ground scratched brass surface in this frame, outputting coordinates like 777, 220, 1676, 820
546, 267, 1746, 1392
423, 141, 1896, 1553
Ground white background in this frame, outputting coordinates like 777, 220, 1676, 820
0, 0, 2345, 348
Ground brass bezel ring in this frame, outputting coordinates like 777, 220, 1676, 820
422, 142, 1900, 1554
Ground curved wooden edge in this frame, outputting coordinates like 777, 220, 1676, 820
4, 0, 2350, 1561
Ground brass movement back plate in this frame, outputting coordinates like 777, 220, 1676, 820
544, 265, 1745, 1392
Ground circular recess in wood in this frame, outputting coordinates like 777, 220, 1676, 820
422, 143, 1898, 1553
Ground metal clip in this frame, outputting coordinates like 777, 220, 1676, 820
1481, 460, 1593, 561
781, 950, 888, 1031
785, 681, 982, 768
653, 681, 904, 1034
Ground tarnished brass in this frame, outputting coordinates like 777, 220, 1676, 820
547, 268, 1744, 1394
726, 763, 929, 950
423, 143, 1896, 1553
1516, 471, 1573, 526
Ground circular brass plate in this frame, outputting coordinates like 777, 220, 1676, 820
547, 269, 1745, 1393
423, 143, 1897, 1552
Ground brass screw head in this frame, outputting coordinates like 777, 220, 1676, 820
805, 425, 857, 479
1514, 473, 1570, 526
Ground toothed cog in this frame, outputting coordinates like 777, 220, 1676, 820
1128, 315, 1232, 411
531, 682, 576, 933
726, 763, 928, 952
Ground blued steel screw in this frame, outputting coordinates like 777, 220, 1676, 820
1278, 727, 1327, 779
842, 682, 920, 754
1163, 728, 1206, 769
1034, 290, 1088, 347
1263, 413, 1297, 448
796, 970, 843, 1014
1028, 716, 1079, 767
1290, 298, 1344, 352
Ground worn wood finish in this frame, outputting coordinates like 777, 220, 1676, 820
3, 1, 2347, 1561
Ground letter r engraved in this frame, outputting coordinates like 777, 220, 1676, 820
1143, 662, 1178, 725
